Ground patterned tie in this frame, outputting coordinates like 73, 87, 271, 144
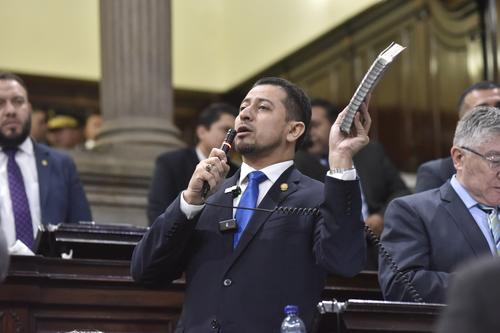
5, 148, 34, 249
478, 204, 500, 255
234, 171, 267, 248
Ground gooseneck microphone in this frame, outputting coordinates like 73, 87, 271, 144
202, 128, 237, 198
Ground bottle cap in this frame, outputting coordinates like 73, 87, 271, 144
284, 305, 298, 315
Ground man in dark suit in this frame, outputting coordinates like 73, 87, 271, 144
132, 77, 371, 332
295, 98, 410, 269
379, 105, 500, 303
415, 81, 500, 192
296, 98, 409, 236
436, 256, 500, 333
0, 72, 91, 251
147, 103, 239, 224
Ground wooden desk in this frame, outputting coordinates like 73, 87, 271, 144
0, 256, 183, 333
315, 299, 445, 333
0, 256, 384, 333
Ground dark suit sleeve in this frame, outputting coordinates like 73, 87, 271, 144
131, 195, 197, 286
65, 155, 92, 223
415, 162, 442, 193
316, 177, 366, 277
378, 198, 449, 302
148, 156, 178, 224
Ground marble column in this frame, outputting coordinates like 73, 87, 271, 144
72, 0, 183, 227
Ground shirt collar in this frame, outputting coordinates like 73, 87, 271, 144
450, 174, 480, 210
239, 160, 294, 185
195, 147, 206, 161
1, 137, 34, 156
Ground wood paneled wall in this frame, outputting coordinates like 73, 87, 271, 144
225, 0, 484, 171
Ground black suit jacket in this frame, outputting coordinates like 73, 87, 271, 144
378, 181, 492, 303
295, 141, 410, 216
415, 157, 455, 193
132, 166, 366, 333
147, 148, 238, 224
436, 256, 500, 333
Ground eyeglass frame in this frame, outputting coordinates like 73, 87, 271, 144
460, 146, 500, 170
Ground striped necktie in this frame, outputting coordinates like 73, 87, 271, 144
478, 204, 500, 255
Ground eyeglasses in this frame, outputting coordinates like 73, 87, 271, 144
460, 146, 500, 170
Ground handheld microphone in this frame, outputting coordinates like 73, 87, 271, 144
202, 128, 237, 198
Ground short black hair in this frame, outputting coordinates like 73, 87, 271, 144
458, 81, 500, 112
0, 72, 28, 93
310, 98, 341, 124
197, 102, 238, 129
252, 77, 311, 149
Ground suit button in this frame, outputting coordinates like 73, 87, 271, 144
223, 278, 232, 287
211, 319, 220, 329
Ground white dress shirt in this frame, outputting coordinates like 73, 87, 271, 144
180, 160, 358, 219
0, 138, 41, 247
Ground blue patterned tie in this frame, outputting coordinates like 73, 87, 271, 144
234, 171, 267, 248
5, 148, 34, 249
478, 204, 500, 255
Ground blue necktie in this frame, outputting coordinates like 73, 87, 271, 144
5, 148, 34, 249
234, 171, 267, 248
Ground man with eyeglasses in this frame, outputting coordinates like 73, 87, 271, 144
415, 81, 500, 192
378, 105, 500, 303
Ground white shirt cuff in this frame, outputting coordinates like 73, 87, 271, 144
327, 168, 358, 181
180, 191, 205, 219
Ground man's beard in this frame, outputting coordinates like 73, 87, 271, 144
236, 142, 256, 155
0, 118, 31, 149
236, 137, 281, 158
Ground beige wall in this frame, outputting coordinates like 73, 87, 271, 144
0, 0, 379, 91
0, 0, 100, 80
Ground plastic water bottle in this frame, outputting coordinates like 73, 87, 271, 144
280, 305, 306, 333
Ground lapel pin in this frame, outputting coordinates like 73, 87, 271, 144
280, 183, 288, 192
42, 160, 48, 166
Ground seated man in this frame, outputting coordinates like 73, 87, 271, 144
0, 72, 92, 251
131, 77, 370, 332
297, 98, 409, 233
147, 102, 239, 224
415, 81, 500, 192
379, 105, 500, 303
295, 98, 410, 268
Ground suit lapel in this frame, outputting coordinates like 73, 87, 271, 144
33, 142, 51, 221
224, 166, 300, 273
441, 182, 491, 256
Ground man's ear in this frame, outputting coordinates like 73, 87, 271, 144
286, 121, 305, 144
450, 146, 464, 171
196, 125, 207, 141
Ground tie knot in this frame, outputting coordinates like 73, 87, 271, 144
3, 147, 18, 159
478, 204, 498, 215
247, 171, 267, 184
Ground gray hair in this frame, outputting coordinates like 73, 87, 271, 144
453, 105, 500, 148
